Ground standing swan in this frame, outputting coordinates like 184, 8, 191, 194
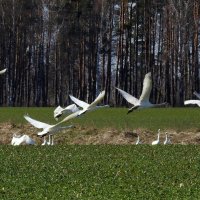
69, 90, 108, 115
152, 129, 160, 145
163, 132, 171, 145
116, 72, 168, 114
184, 91, 200, 107
135, 135, 142, 145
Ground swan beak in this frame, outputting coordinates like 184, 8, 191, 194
37, 134, 47, 138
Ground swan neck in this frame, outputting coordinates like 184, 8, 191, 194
157, 133, 160, 140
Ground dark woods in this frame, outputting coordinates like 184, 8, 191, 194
0, 0, 199, 107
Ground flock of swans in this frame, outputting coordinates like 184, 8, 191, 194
0, 68, 196, 146
137, 129, 172, 145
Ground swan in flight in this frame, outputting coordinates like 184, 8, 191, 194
11, 134, 35, 145
163, 132, 171, 145
184, 91, 200, 107
0, 68, 6, 74
116, 72, 168, 114
54, 104, 79, 120
135, 135, 142, 145
24, 111, 78, 140
152, 129, 160, 145
69, 90, 108, 115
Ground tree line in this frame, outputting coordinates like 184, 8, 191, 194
0, 0, 199, 107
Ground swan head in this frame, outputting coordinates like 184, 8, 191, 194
37, 130, 49, 137
54, 114, 62, 121
13, 133, 22, 138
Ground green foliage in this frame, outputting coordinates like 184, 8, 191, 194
0, 107, 200, 131
1, 145, 200, 199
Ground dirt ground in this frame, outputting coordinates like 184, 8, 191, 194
1, 122, 200, 145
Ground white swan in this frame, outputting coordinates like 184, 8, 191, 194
135, 135, 142, 145
0, 68, 6, 74
116, 72, 168, 113
11, 134, 35, 145
184, 91, 200, 107
69, 90, 108, 115
54, 104, 79, 120
152, 129, 160, 145
24, 110, 79, 139
163, 132, 171, 145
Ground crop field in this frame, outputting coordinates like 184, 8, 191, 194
1, 107, 200, 199
0, 107, 200, 144
0, 107, 200, 130
1, 145, 200, 199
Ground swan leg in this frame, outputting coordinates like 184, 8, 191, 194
48, 135, 51, 145
51, 135, 54, 145
42, 137, 46, 145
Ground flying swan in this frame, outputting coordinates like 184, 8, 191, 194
69, 90, 108, 115
184, 91, 200, 107
116, 72, 168, 114
54, 104, 79, 120
24, 111, 79, 144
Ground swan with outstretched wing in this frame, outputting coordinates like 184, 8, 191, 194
116, 72, 168, 114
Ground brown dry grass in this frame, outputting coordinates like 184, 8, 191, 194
1, 122, 200, 145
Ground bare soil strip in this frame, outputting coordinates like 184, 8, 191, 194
1, 122, 200, 145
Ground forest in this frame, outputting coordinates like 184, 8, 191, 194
0, 0, 199, 107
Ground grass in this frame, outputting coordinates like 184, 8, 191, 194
1, 108, 200, 199
1, 145, 200, 199
0, 107, 200, 132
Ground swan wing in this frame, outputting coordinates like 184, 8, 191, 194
64, 104, 79, 113
193, 91, 200, 100
24, 115, 51, 129
69, 95, 89, 109
88, 90, 106, 109
54, 104, 79, 118
116, 87, 139, 105
139, 72, 152, 102
56, 110, 80, 126
184, 100, 200, 107
0, 68, 6, 74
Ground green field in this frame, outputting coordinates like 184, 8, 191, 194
1, 145, 200, 199
0, 107, 200, 131
1, 107, 200, 199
